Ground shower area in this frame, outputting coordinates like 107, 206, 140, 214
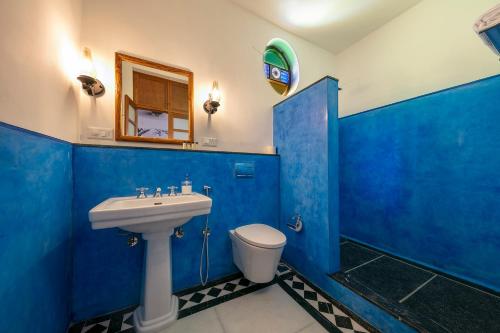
335, 75, 500, 332
274, 74, 500, 333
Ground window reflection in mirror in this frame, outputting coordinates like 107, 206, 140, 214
115, 53, 193, 144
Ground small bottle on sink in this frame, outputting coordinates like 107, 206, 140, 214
181, 174, 192, 195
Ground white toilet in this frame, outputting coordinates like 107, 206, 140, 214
229, 223, 287, 283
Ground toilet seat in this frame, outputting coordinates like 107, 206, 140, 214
234, 224, 286, 249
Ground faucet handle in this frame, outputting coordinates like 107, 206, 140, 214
203, 185, 212, 195
136, 187, 149, 198
167, 186, 178, 196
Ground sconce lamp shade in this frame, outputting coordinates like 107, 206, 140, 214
204, 81, 220, 114
77, 47, 105, 96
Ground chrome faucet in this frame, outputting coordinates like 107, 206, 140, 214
136, 187, 149, 199
153, 187, 162, 198
167, 186, 178, 196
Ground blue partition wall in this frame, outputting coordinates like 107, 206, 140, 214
0, 123, 73, 333
72, 146, 279, 321
340, 75, 500, 291
273, 78, 416, 333
273, 76, 340, 276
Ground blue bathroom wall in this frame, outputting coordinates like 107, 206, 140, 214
340, 74, 500, 291
0, 123, 73, 333
274, 77, 340, 276
273, 78, 413, 333
72, 145, 279, 321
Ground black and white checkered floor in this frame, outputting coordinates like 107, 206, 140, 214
177, 274, 266, 317
68, 263, 378, 333
68, 307, 135, 333
279, 272, 372, 333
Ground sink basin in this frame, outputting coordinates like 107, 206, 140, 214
89, 193, 212, 233
88, 192, 212, 333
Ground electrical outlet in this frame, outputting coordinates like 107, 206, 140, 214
87, 127, 113, 140
201, 137, 217, 147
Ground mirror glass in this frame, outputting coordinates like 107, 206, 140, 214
115, 53, 193, 144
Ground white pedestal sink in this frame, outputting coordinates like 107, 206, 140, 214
89, 193, 212, 333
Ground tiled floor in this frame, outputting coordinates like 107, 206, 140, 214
279, 272, 371, 333
69, 263, 378, 333
176, 273, 273, 318
67, 307, 135, 333
333, 239, 500, 333
169, 284, 323, 333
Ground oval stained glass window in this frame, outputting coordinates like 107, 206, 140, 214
263, 38, 299, 96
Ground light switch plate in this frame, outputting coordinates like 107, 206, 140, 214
202, 137, 217, 147
87, 127, 113, 140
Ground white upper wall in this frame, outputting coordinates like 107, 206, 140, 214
78, 0, 337, 153
4, 0, 492, 145
0, 0, 82, 142
337, 0, 500, 117
230, 0, 421, 54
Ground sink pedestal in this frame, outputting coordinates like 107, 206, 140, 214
133, 230, 178, 333
89, 193, 212, 332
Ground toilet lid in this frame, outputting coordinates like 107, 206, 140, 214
235, 224, 286, 249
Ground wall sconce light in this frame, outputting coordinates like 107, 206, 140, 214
203, 81, 221, 114
77, 47, 105, 97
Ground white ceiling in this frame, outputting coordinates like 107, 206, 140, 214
231, 0, 422, 54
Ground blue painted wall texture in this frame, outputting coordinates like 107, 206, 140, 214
72, 146, 279, 321
0, 123, 73, 333
274, 77, 340, 276
340, 75, 500, 291
273, 78, 413, 333
2, 72, 498, 333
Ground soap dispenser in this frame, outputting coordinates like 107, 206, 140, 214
181, 174, 192, 195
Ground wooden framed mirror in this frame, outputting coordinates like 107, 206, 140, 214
115, 53, 194, 144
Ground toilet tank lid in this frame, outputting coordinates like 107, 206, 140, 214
235, 223, 286, 249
